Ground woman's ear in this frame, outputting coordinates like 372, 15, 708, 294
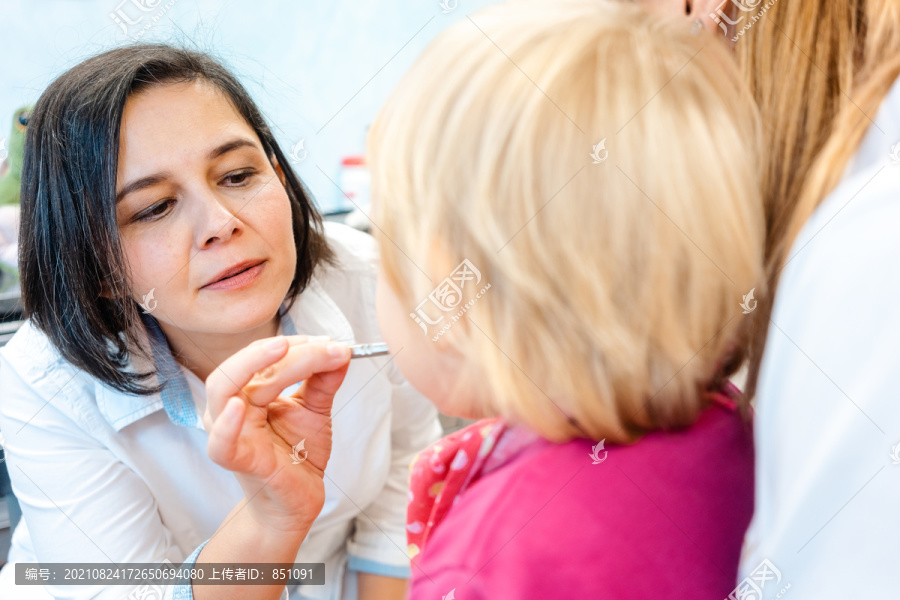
272, 156, 287, 187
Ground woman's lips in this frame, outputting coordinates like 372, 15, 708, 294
201, 261, 266, 291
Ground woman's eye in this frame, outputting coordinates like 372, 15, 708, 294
223, 170, 255, 186
134, 198, 175, 222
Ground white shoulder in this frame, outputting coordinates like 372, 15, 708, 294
312, 222, 380, 340
1, 320, 72, 385
0, 321, 96, 429
782, 165, 900, 297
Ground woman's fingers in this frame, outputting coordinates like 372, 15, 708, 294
207, 335, 340, 414
204, 335, 350, 482
206, 397, 248, 470
206, 337, 291, 419
292, 361, 351, 413
240, 342, 351, 408
267, 399, 334, 474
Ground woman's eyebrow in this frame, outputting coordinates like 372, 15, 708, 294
116, 173, 169, 204
115, 139, 260, 204
207, 138, 259, 160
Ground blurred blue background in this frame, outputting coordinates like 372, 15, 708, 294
0, 0, 498, 213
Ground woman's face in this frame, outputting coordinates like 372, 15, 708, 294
114, 80, 297, 338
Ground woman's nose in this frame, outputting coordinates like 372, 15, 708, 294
191, 187, 244, 248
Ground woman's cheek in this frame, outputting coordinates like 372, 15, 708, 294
120, 229, 183, 302
269, 191, 298, 270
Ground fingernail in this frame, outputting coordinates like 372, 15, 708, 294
265, 337, 286, 352
224, 397, 243, 421
326, 342, 349, 357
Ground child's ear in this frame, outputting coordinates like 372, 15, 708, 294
431, 328, 456, 354
427, 243, 482, 355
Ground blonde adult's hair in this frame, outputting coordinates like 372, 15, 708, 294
739, 0, 900, 399
369, 0, 765, 443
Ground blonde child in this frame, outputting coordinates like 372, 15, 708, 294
367, 1, 765, 597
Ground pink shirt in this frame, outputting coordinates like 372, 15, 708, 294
406, 404, 753, 599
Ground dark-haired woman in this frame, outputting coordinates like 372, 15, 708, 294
0, 45, 439, 600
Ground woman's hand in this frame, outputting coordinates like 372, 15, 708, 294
204, 335, 351, 534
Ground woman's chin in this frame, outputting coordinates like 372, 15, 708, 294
184, 296, 284, 336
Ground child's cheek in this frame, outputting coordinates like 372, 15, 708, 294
375, 273, 406, 354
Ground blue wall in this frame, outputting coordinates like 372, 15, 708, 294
0, 0, 498, 212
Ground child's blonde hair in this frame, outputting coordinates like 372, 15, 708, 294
368, 0, 765, 443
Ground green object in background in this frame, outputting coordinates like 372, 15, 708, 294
0, 105, 31, 207
0, 262, 17, 290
